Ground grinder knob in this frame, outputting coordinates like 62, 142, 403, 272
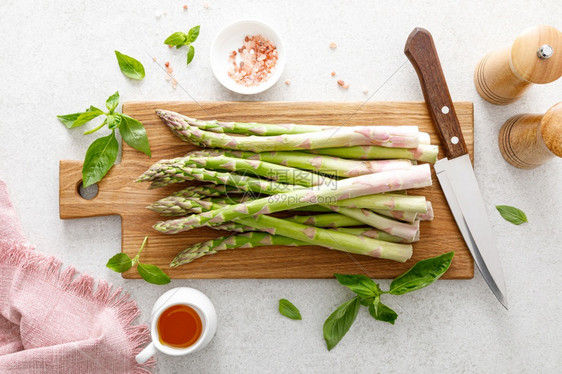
475, 25, 562, 105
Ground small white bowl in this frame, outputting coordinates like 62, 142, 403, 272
210, 20, 285, 95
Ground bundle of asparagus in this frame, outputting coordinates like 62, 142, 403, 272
138, 110, 438, 267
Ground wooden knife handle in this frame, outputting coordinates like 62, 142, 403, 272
404, 27, 468, 159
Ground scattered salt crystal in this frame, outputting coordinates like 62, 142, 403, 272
284, 79, 291, 85
154, 11, 162, 18
329, 42, 337, 49
337, 80, 349, 89
330, 71, 336, 77
164, 61, 177, 89
362, 89, 369, 95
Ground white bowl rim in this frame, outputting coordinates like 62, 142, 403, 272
210, 19, 285, 95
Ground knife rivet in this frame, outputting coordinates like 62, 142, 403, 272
451, 136, 459, 144
441, 106, 450, 114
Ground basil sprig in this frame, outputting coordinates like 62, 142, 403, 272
57, 91, 151, 187
496, 205, 527, 225
115, 51, 146, 80
278, 299, 302, 320
106, 236, 171, 285
323, 252, 454, 351
164, 25, 200, 65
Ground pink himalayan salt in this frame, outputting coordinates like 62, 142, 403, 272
227, 34, 278, 87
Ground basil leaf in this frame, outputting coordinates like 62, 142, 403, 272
106, 91, 120, 113
496, 205, 527, 225
323, 297, 360, 351
82, 131, 118, 187
106, 114, 122, 130
278, 299, 302, 320
137, 263, 171, 285
106, 253, 133, 273
186, 45, 195, 65
164, 31, 188, 46
389, 252, 454, 295
368, 297, 398, 325
334, 273, 382, 298
187, 25, 200, 43
119, 114, 151, 157
359, 297, 374, 307
71, 106, 105, 128
115, 50, 145, 80
57, 112, 84, 128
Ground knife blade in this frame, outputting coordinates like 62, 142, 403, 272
404, 27, 508, 309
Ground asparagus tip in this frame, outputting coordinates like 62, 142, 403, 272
155, 109, 167, 117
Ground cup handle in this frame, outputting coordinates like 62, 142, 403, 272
136, 342, 157, 364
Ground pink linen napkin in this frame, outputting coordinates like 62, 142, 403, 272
0, 181, 154, 373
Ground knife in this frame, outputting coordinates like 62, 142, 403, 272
404, 27, 508, 309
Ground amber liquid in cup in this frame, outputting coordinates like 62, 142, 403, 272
157, 305, 203, 348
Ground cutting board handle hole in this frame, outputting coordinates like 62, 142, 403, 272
77, 181, 99, 200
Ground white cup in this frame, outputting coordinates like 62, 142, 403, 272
135, 287, 217, 364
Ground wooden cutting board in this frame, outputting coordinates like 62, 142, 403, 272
59, 101, 474, 279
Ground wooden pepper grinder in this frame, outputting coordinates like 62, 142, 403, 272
474, 25, 562, 105
499, 102, 562, 168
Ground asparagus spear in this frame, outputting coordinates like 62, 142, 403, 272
171, 184, 243, 198
206, 213, 366, 230
372, 209, 418, 223
330, 193, 427, 213
138, 164, 301, 192
157, 109, 421, 150
209, 219, 413, 245
184, 154, 331, 186
149, 195, 253, 216
188, 149, 414, 178
170, 232, 308, 267
416, 201, 434, 221
162, 111, 430, 144
311, 144, 439, 164
332, 227, 416, 243
327, 206, 420, 242
153, 164, 432, 234
285, 213, 363, 228
234, 215, 413, 262
169, 114, 334, 136
289, 205, 333, 213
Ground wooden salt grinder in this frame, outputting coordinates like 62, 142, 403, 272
499, 102, 562, 169
474, 25, 562, 105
